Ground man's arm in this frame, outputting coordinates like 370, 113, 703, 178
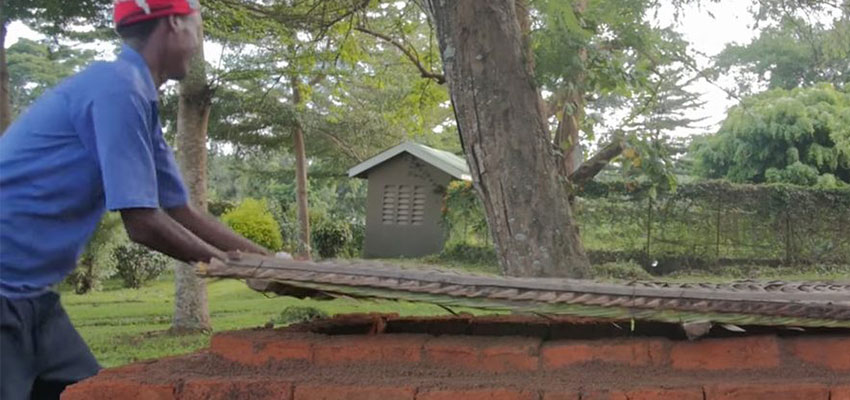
165, 205, 272, 256
121, 208, 226, 263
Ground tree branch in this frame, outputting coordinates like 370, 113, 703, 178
568, 138, 625, 186
316, 129, 363, 161
214, 0, 370, 32
354, 26, 446, 84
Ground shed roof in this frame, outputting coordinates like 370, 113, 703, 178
347, 142, 471, 181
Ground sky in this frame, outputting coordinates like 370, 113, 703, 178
4, 1, 765, 138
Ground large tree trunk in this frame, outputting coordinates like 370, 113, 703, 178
173, 28, 212, 333
426, 0, 591, 278
1, 20, 11, 133
290, 75, 311, 260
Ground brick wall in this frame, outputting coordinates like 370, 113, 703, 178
63, 314, 850, 400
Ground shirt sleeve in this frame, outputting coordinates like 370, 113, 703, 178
152, 130, 190, 208
91, 91, 159, 210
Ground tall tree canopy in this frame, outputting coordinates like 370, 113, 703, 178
6, 38, 95, 117
692, 84, 850, 186
1, 0, 112, 132
715, 13, 850, 94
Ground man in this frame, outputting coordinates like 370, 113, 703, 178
0, 1, 270, 398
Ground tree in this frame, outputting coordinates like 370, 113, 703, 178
692, 84, 850, 186
715, 13, 850, 95
420, 0, 717, 277
202, 0, 364, 260
1, 0, 112, 132
172, 23, 213, 333
198, 0, 454, 260
425, 0, 592, 278
6, 38, 96, 117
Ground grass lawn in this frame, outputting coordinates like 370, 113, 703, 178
63, 274, 455, 368
63, 261, 850, 368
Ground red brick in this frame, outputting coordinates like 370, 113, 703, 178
478, 337, 541, 372
541, 391, 581, 400
313, 336, 377, 365
263, 338, 314, 362
423, 336, 540, 372
180, 378, 292, 399
542, 339, 667, 370
313, 335, 426, 366
210, 333, 261, 364
547, 388, 703, 400
787, 337, 850, 371
610, 387, 703, 400
423, 336, 480, 369
211, 332, 312, 365
577, 392, 613, 400
832, 386, 850, 400
417, 388, 538, 400
62, 379, 175, 400
671, 336, 779, 370
705, 383, 829, 400
376, 335, 428, 363
294, 384, 415, 400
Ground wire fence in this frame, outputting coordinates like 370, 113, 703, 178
445, 180, 850, 272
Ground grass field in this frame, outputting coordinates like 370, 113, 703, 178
63, 261, 850, 368
63, 274, 455, 368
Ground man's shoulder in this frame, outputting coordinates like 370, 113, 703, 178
61, 58, 152, 102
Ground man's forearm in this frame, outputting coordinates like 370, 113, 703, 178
166, 205, 272, 255
121, 208, 225, 263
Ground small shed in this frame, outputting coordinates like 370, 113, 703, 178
348, 142, 471, 258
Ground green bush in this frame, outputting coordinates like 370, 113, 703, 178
279, 207, 326, 254
269, 306, 328, 326
438, 242, 498, 266
765, 162, 819, 186
345, 222, 366, 258
66, 213, 126, 294
313, 219, 353, 259
222, 198, 283, 251
207, 199, 236, 217
113, 244, 170, 289
442, 181, 490, 245
591, 261, 653, 280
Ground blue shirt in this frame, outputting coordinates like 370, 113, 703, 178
0, 45, 189, 298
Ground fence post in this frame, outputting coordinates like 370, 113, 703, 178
785, 208, 792, 264
645, 196, 652, 264
716, 194, 722, 260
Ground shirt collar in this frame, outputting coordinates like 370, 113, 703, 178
118, 44, 159, 101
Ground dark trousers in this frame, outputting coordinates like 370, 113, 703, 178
1, 292, 100, 399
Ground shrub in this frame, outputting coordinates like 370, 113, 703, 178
591, 261, 653, 280
313, 219, 353, 259
66, 213, 126, 294
442, 181, 489, 245
207, 199, 236, 217
345, 222, 366, 258
113, 244, 170, 289
438, 242, 498, 266
269, 306, 328, 326
221, 198, 283, 251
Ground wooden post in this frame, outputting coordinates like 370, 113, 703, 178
645, 196, 652, 264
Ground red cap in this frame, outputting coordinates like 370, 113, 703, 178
114, 0, 200, 27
